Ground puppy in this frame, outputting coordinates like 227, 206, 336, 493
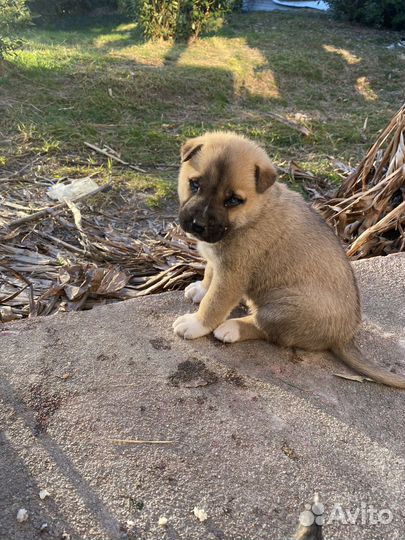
173, 132, 404, 389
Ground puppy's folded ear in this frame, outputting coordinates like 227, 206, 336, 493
255, 162, 277, 193
181, 139, 203, 163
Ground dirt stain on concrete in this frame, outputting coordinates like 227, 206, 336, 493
223, 368, 246, 388
149, 338, 172, 351
28, 383, 62, 434
168, 359, 218, 388
281, 441, 300, 461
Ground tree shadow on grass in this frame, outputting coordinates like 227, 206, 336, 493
3, 9, 402, 170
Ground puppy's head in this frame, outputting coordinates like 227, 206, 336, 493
177, 132, 277, 243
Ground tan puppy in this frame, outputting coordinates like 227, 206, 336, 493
173, 132, 405, 389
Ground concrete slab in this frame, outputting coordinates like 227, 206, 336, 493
0, 254, 404, 540
242, 0, 328, 12
273, 0, 328, 11
243, 0, 290, 12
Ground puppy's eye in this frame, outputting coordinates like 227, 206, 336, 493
224, 196, 245, 207
189, 179, 200, 194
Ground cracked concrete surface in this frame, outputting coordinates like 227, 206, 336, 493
0, 254, 404, 540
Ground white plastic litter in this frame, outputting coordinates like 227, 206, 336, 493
47, 178, 99, 202
387, 40, 405, 50
158, 516, 168, 526
193, 507, 208, 522
16, 509, 28, 523
39, 489, 50, 500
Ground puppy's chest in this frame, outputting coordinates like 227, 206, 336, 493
199, 241, 282, 292
198, 242, 226, 266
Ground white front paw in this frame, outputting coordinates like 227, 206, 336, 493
184, 281, 207, 304
214, 319, 240, 343
173, 313, 210, 339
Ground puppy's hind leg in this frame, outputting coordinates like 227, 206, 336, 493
214, 315, 266, 343
255, 289, 330, 350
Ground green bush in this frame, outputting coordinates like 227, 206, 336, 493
28, 0, 117, 21
119, 0, 237, 41
328, 0, 405, 30
0, 0, 30, 59
141, 0, 180, 40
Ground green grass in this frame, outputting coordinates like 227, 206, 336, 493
1, 11, 404, 205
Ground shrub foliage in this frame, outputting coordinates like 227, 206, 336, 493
0, 0, 30, 58
28, 0, 117, 20
328, 0, 405, 30
119, 0, 238, 40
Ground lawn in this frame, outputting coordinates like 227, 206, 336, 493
1, 9, 404, 205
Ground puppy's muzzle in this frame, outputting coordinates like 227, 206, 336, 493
179, 199, 230, 243
180, 214, 227, 243
191, 218, 205, 236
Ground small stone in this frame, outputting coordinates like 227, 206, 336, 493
193, 507, 208, 522
158, 516, 168, 526
39, 489, 50, 500
16, 508, 28, 523
40, 523, 48, 532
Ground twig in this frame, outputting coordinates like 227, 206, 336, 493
34, 231, 86, 256
333, 373, 374, 383
0, 160, 37, 183
0, 284, 29, 304
84, 142, 146, 173
4, 183, 110, 228
0, 263, 35, 314
109, 438, 174, 445
262, 111, 311, 137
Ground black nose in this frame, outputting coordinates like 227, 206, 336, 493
191, 219, 205, 235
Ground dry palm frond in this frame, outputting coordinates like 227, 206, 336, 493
316, 104, 405, 259
0, 224, 204, 321
0, 166, 204, 321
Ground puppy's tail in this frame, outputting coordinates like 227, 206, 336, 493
294, 522, 323, 540
331, 342, 405, 389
